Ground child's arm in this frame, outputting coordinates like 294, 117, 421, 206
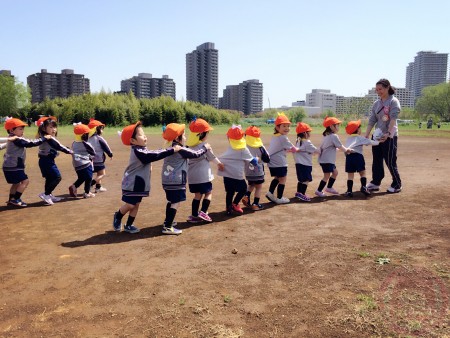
13, 136, 47, 148
178, 144, 209, 159
0, 143, 6, 150
99, 136, 113, 158
83, 141, 96, 157
48, 137, 73, 154
134, 146, 179, 164
259, 146, 270, 163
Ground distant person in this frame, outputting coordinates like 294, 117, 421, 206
364, 78, 402, 193
427, 118, 433, 129
437, 122, 441, 129
419, 122, 422, 129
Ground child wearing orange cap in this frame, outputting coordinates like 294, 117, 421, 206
112, 122, 181, 234
160, 123, 211, 235
293, 122, 320, 202
2, 117, 50, 207
68, 123, 97, 199
266, 112, 298, 204
241, 126, 270, 211
186, 118, 224, 223
218, 125, 258, 215
36, 116, 72, 205
87, 118, 113, 193
315, 116, 350, 197
344, 120, 379, 197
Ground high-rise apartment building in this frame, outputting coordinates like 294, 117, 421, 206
186, 42, 219, 108
405, 51, 448, 101
121, 73, 176, 100
306, 89, 336, 113
27, 69, 90, 103
219, 79, 263, 115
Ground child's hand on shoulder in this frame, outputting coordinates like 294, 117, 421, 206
7, 136, 18, 141
203, 142, 212, 150
44, 135, 52, 140
217, 162, 225, 171
173, 145, 182, 152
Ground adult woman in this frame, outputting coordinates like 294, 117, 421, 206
364, 79, 402, 193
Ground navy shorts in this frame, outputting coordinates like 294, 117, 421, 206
189, 182, 213, 194
122, 195, 143, 205
93, 164, 106, 172
39, 157, 61, 180
3, 169, 28, 184
269, 166, 288, 178
247, 179, 265, 185
76, 166, 93, 181
345, 153, 366, 173
223, 177, 247, 193
295, 163, 313, 182
319, 163, 336, 174
165, 189, 186, 203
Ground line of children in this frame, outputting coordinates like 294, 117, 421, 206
241, 126, 270, 211
186, 118, 224, 224
87, 119, 113, 193
160, 123, 211, 235
36, 116, 73, 205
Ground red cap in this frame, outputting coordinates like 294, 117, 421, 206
296, 122, 312, 134
36, 116, 57, 127
88, 118, 105, 129
275, 112, 291, 125
323, 116, 342, 128
345, 120, 361, 135
73, 124, 91, 135
189, 118, 213, 133
226, 126, 244, 140
121, 122, 141, 146
4, 118, 27, 131
245, 125, 261, 138
163, 123, 185, 141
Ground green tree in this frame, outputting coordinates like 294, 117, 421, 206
0, 75, 30, 117
286, 107, 306, 123
415, 82, 450, 122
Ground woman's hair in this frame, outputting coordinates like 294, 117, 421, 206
322, 126, 333, 136
198, 131, 208, 141
376, 78, 395, 95
37, 118, 58, 137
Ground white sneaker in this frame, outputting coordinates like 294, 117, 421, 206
265, 192, 276, 203
387, 186, 402, 193
315, 190, 326, 197
325, 187, 339, 195
83, 192, 96, 198
162, 226, 182, 235
38, 193, 54, 205
367, 183, 380, 191
49, 194, 63, 202
95, 186, 107, 193
275, 197, 290, 204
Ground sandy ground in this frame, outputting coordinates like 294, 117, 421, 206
0, 132, 449, 338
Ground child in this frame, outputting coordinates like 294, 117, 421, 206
344, 120, 379, 197
2, 118, 50, 207
0, 136, 18, 150
161, 123, 211, 235
293, 122, 320, 202
266, 112, 297, 204
36, 116, 72, 205
112, 122, 181, 234
315, 116, 350, 197
87, 118, 113, 193
218, 125, 258, 215
186, 118, 224, 223
241, 125, 270, 211
68, 123, 96, 199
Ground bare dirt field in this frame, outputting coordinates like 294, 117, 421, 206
0, 132, 449, 338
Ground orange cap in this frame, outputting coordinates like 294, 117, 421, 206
345, 120, 361, 135
163, 123, 185, 141
121, 122, 141, 146
296, 122, 312, 134
88, 118, 105, 129
245, 125, 261, 138
275, 112, 291, 125
73, 124, 91, 135
4, 118, 27, 131
189, 118, 213, 133
323, 116, 342, 128
226, 125, 244, 140
36, 116, 57, 127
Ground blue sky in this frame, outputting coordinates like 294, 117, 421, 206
2, 0, 449, 108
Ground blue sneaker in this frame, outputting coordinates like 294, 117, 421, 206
113, 213, 122, 232
9, 199, 27, 207
124, 224, 140, 234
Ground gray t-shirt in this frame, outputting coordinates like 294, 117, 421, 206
368, 95, 401, 136
187, 142, 218, 184
267, 134, 294, 168
345, 135, 378, 155
293, 139, 317, 166
318, 133, 343, 164
218, 147, 254, 180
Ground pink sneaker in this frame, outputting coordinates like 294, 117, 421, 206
198, 211, 212, 222
231, 203, 243, 214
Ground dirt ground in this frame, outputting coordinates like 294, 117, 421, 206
0, 131, 449, 338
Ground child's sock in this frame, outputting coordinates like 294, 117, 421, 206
297, 182, 302, 193
253, 197, 260, 205
165, 207, 177, 227
277, 184, 285, 199
327, 177, 336, 188
269, 179, 279, 194
96, 183, 101, 189
201, 199, 210, 213
192, 199, 200, 217
245, 190, 251, 198
360, 177, 367, 187
125, 216, 135, 227
115, 210, 124, 221
300, 183, 308, 194
347, 180, 354, 192
14, 192, 22, 200
91, 179, 96, 186
9, 193, 15, 201
318, 180, 327, 192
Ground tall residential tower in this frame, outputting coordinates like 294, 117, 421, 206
121, 73, 176, 99
186, 42, 218, 108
